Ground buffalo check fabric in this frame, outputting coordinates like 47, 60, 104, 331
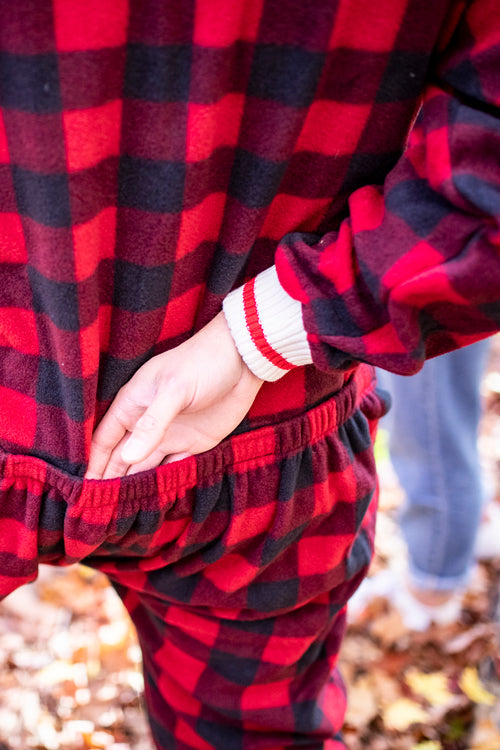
0, 367, 385, 749
225, 0, 500, 380
0, 0, 499, 747
0, 0, 498, 473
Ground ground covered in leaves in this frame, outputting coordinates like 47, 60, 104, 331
341, 338, 500, 750
1, 340, 499, 750
342, 465, 500, 749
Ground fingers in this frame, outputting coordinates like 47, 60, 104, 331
85, 374, 190, 479
85, 382, 152, 479
95, 432, 132, 480
125, 449, 190, 476
85, 407, 132, 479
85, 314, 255, 480
120, 384, 186, 465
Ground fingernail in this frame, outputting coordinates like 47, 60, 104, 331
121, 437, 143, 464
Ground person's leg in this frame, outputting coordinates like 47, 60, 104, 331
93, 367, 385, 749
110, 583, 350, 750
0, 365, 382, 746
380, 340, 490, 593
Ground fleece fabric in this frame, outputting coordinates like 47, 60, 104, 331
0, 1, 498, 747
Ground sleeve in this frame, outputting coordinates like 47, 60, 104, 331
225, 0, 500, 379
222, 266, 313, 381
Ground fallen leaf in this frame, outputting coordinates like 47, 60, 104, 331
339, 632, 383, 666
99, 620, 130, 652
444, 624, 497, 655
468, 716, 500, 750
345, 675, 379, 728
89, 730, 115, 748
458, 667, 496, 706
37, 659, 77, 686
370, 668, 402, 709
405, 669, 455, 707
410, 742, 441, 750
370, 608, 408, 646
382, 698, 429, 731
374, 651, 413, 676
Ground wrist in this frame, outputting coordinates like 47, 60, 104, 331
201, 311, 244, 378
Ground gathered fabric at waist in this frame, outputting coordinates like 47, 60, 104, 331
0, 364, 385, 603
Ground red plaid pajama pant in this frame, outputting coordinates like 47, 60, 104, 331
0, 365, 386, 749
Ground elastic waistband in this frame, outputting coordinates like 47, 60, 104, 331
0, 365, 379, 510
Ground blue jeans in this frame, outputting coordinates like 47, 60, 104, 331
378, 340, 490, 592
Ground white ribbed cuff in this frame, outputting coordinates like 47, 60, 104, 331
222, 266, 312, 381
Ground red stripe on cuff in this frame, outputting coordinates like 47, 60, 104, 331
242, 278, 294, 372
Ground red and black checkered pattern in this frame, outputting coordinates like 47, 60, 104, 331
1, 0, 498, 474
0, 367, 385, 748
0, 1, 499, 746
275, 0, 500, 375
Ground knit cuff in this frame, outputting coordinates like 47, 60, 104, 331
222, 266, 312, 381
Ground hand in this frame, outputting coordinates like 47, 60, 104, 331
85, 312, 263, 479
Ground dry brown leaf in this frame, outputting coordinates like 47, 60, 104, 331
340, 632, 384, 666
345, 675, 379, 728
468, 716, 500, 750
370, 608, 408, 646
374, 650, 413, 677
444, 624, 497, 655
370, 668, 404, 709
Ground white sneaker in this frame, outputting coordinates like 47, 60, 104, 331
348, 567, 462, 632
474, 501, 500, 560
392, 577, 462, 632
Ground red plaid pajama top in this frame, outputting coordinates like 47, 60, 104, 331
0, 0, 498, 479
0, 1, 499, 748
